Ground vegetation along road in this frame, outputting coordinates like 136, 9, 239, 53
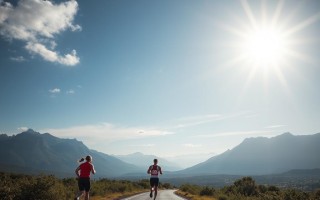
121, 189, 186, 200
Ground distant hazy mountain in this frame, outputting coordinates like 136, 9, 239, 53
115, 152, 183, 171
164, 153, 216, 169
179, 132, 320, 175
0, 129, 142, 177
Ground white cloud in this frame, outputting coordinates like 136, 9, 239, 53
129, 144, 155, 147
192, 130, 276, 138
58, 49, 79, 66
26, 42, 58, 62
265, 125, 287, 129
17, 127, 29, 132
42, 123, 174, 144
0, 0, 80, 66
0, 1, 12, 24
49, 88, 61, 93
10, 56, 25, 62
172, 114, 223, 129
183, 143, 202, 148
66, 89, 75, 94
172, 111, 254, 129
26, 42, 79, 66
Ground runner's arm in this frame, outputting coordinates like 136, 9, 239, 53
147, 166, 151, 174
91, 164, 96, 174
75, 166, 80, 178
159, 166, 162, 175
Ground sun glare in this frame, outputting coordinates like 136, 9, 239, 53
215, 0, 320, 103
219, 0, 320, 93
243, 27, 286, 67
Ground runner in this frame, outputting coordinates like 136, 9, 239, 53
147, 159, 162, 199
74, 155, 96, 200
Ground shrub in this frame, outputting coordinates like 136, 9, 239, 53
218, 194, 228, 200
17, 175, 67, 200
268, 185, 280, 192
200, 186, 215, 196
162, 182, 173, 189
258, 185, 268, 193
0, 173, 20, 200
233, 176, 257, 196
282, 189, 309, 200
136, 179, 149, 189
313, 189, 320, 200
179, 184, 202, 195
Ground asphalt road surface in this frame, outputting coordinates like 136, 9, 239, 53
121, 189, 186, 200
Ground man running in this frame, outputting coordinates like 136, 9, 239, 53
147, 159, 162, 199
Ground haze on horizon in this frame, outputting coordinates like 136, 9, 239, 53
1, 0, 320, 167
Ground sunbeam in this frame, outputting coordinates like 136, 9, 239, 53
221, 0, 319, 97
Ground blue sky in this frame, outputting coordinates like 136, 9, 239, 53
1, 0, 320, 167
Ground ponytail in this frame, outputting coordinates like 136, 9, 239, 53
78, 155, 92, 163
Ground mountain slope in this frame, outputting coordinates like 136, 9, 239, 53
115, 152, 183, 171
179, 132, 320, 175
0, 129, 142, 177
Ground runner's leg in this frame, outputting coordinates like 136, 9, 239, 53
74, 191, 83, 200
154, 178, 159, 200
149, 178, 153, 198
84, 191, 89, 200
75, 178, 85, 200
84, 178, 91, 200
154, 186, 158, 200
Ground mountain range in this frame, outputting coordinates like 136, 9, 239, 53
0, 129, 141, 177
0, 129, 320, 178
178, 132, 320, 175
115, 152, 183, 171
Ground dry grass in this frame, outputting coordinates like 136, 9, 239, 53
90, 193, 123, 200
175, 190, 217, 200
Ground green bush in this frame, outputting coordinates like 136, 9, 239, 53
0, 173, 70, 200
19, 175, 67, 200
282, 189, 309, 200
218, 194, 228, 200
0, 172, 149, 200
136, 179, 149, 189
162, 182, 173, 189
0, 173, 19, 200
268, 185, 280, 192
313, 189, 320, 200
233, 176, 257, 196
258, 185, 268, 193
200, 186, 215, 196
2, 172, 320, 200
179, 183, 202, 195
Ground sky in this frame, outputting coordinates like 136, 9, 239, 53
1, 0, 320, 167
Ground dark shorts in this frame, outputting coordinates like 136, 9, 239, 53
150, 177, 159, 187
78, 178, 91, 192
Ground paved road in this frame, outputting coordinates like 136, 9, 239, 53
121, 189, 186, 200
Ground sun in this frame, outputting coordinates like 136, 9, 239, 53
216, 0, 320, 98
242, 26, 287, 68
219, 0, 320, 85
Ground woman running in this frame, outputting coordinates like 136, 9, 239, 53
74, 155, 96, 200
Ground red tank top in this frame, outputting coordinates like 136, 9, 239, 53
79, 162, 93, 178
